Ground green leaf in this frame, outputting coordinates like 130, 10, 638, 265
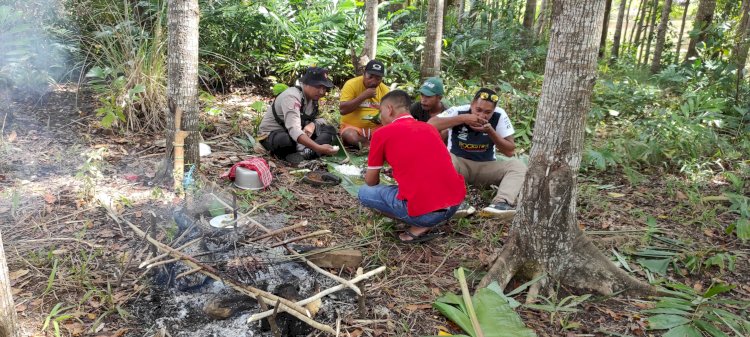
693, 320, 729, 337
128, 83, 146, 95
642, 307, 691, 316
433, 302, 474, 336
472, 288, 536, 337
637, 258, 671, 275
433, 288, 536, 337
703, 283, 735, 298
734, 218, 749, 242
272, 83, 289, 95
485, 281, 521, 308
648, 314, 691, 330
662, 324, 702, 337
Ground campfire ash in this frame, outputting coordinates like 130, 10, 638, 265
113, 193, 379, 337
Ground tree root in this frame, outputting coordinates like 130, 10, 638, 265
478, 233, 521, 289
478, 231, 656, 297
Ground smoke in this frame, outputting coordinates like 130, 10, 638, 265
0, 0, 71, 98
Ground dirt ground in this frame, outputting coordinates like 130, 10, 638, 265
1, 85, 748, 337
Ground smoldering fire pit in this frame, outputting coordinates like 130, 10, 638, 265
107, 197, 385, 337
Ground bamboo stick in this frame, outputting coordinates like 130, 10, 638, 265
100, 201, 335, 334
248, 266, 386, 323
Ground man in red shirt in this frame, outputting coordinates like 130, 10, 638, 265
358, 90, 467, 243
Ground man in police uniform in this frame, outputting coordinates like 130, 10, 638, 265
428, 88, 527, 220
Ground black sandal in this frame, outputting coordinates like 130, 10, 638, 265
397, 230, 441, 244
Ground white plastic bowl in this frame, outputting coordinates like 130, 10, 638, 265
234, 167, 264, 190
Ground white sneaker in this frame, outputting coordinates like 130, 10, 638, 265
453, 202, 476, 219
480, 202, 516, 221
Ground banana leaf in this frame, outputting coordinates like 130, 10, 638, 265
429, 288, 536, 337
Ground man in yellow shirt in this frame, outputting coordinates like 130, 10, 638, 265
338, 60, 390, 148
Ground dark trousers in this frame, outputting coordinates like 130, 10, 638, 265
261, 122, 336, 157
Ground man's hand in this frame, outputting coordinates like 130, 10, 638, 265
462, 114, 488, 129
359, 88, 377, 100
469, 123, 494, 133
303, 122, 316, 137
315, 144, 339, 156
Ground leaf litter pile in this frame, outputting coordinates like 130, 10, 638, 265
0, 86, 748, 337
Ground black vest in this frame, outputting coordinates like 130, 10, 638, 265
272, 86, 319, 128
449, 109, 501, 162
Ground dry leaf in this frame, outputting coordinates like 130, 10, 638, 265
404, 303, 432, 312
675, 190, 687, 200
7, 130, 17, 142
64, 322, 85, 336
44, 193, 57, 204
607, 192, 625, 198
349, 329, 363, 337
15, 303, 27, 312
9, 269, 30, 280
99, 229, 116, 238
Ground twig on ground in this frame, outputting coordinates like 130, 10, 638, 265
100, 200, 335, 334
248, 266, 386, 323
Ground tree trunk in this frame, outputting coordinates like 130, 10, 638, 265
599, 0, 612, 58
523, 0, 537, 30
650, 0, 672, 73
421, 0, 445, 79
458, 0, 465, 25
673, 0, 690, 64
361, 0, 378, 71
684, 0, 717, 62
631, 0, 648, 49
731, 0, 750, 77
535, 0, 551, 38
0, 231, 19, 337
163, 0, 200, 183
611, 0, 627, 60
479, 0, 652, 297
622, 0, 633, 43
639, 0, 658, 65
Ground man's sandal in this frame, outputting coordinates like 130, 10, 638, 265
397, 230, 441, 244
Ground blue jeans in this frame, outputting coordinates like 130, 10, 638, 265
358, 185, 459, 228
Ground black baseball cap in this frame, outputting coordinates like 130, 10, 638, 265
364, 60, 386, 77
301, 67, 334, 88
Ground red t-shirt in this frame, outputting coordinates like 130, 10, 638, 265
367, 115, 466, 216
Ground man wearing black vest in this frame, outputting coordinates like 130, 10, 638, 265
428, 88, 527, 220
258, 67, 339, 164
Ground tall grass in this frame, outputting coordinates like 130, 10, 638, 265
67, 0, 167, 131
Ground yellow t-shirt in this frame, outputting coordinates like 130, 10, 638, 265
339, 76, 390, 128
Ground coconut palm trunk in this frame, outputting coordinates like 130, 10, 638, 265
163, 0, 200, 183
0, 231, 19, 337
421, 0, 445, 79
479, 0, 653, 298
361, 0, 378, 70
650, 0, 672, 73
